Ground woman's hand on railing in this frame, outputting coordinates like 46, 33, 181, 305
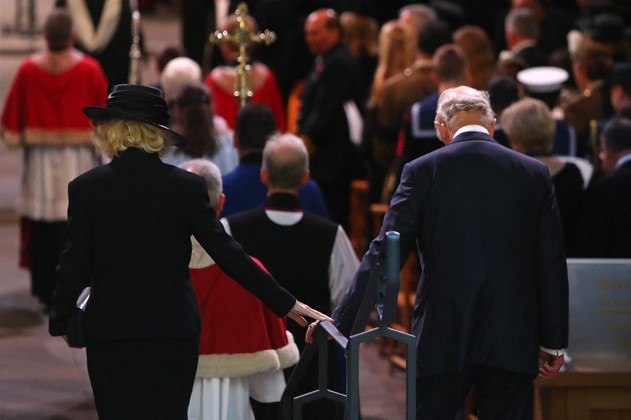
287, 301, 333, 327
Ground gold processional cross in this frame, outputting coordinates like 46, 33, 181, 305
209, 2, 276, 107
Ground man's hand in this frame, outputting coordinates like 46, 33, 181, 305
538, 350, 564, 379
287, 300, 333, 327
305, 320, 321, 344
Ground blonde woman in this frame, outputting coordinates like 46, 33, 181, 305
48, 84, 331, 419
364, 20, 416, 204
368, 20, 417, 107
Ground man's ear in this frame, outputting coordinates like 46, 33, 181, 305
216, 194, 226, 217
300, 169, 310, 187
488, 118, 497, 137
260, 168, 269, 186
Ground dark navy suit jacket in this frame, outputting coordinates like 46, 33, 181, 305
333, 131, 569, 375
49, 148, 295, 340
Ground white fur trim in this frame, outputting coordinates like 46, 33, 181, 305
67, 0, 122, 54
278, 331, 300, 369
196, 333, 299, 378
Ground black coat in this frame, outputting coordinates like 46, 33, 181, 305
49, 148, 294, 340
577, 159, 631, 257
333, 131, 569, 376
298, 43, 364, 183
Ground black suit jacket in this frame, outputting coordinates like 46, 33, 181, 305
298, 43, 364, 183
49, 148, 295, 340
333, 131, 569, 375
577, 159, 631, 257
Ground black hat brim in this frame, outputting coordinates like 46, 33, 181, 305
83, 106, 188, 146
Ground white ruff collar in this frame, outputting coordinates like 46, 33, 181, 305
67, 0, 122, 53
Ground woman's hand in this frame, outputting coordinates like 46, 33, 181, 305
286, 300, 333, 327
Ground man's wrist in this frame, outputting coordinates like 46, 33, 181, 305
540, 346, 566, 356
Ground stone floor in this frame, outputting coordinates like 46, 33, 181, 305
0, 2, 409, 419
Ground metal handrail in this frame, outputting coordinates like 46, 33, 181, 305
281, 231, 416, 419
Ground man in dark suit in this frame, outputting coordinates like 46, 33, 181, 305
501, 7, 547, 68
577, 118, 631, 257
298, 8, 364, 229
326, 86, 569, 418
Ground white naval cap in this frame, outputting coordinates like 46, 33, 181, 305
517, 66, 569, 93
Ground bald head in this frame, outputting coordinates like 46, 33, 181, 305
262, 134, 309, 192
305, 9, 341, 56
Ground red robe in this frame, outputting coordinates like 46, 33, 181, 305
1, 55, 108, 146
190, 257, 298, 378
205, 69, 286, 132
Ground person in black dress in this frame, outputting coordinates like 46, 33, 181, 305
48, 84, 331, 419
502, 97, 584, 255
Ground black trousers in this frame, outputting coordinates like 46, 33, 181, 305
86, 335, 199, 420
416, 366, 535, 420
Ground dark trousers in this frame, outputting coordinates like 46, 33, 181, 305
31, 220, 66, 308
86, 335, 199, 420
416, 367, 535, 420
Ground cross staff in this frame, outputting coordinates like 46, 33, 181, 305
209, 2, 276, 107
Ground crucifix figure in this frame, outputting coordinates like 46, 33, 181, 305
209, 2, 276, 107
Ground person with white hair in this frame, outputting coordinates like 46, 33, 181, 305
179, 159, 299, 420
326, 86, 569, 418
159, 56, 203, 104
502, 98, 584, 255
398, 3, 437, 37
160, 58, 237, 174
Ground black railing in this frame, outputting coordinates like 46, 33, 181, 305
281, 231, 416, 419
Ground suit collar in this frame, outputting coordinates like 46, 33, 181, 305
449, 131, 498, 145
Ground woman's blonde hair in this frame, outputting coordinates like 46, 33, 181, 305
93, 119, 170, 158
369, 20, 416, 106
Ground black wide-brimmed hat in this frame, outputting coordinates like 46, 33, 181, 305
83, 84, 187, 146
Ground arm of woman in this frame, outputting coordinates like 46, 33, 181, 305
190, 177, 331, 323
49, 179, 92, 336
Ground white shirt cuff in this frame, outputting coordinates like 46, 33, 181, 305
540, 346, 566, 356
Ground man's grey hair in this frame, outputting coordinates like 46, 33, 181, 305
160, 57, 202, 103
505, 7, 539, 40
435, 86, 496, 129
501, 98, 555, 152
263, 134, 309, 190
179, 159, 223, 209
398, 4, 436, 33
